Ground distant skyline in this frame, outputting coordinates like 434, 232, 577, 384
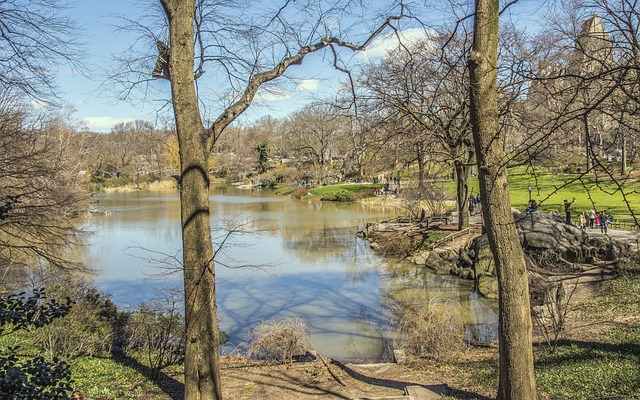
56, 0, 548, 132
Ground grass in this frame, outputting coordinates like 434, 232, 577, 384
438, 167, 640, 225
308, 183, 380, 197
68, 353, 184, 399
534, 337, 640, 400
436, 272, 640, 399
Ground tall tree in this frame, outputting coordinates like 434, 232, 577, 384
0, 93, 88, 289
156, 1, 403, 398
360, 32, 474, 229
468, 0, 537, 399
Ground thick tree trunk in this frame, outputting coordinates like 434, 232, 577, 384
468, 0, 537, 399
163, 0, 223, 399
454, 160, 470, 230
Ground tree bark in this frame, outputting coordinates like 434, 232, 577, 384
468, 0, 537, 399
454, 159, 470, 230
162, 1, 222, 399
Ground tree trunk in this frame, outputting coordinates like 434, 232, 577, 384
454, 160, 469, 230
621, 133, 627, 175
468, 0, 537, 399
162, 0, 223, 399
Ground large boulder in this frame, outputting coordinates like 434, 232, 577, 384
470, 234, 495, 277
477, 275, 498, 299
464, 210, 633, 298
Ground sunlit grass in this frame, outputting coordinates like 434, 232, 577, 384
440, 167, 639, 224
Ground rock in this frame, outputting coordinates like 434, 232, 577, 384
471, 234, 495, 277
393, 349, 406, 364
464, 210, 633, 299
425, 251, 454, 275
477, 275, 498, 299
410, 250, 429, 265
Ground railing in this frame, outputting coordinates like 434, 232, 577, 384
428, 225, 482, 251
611, 220, 640, 230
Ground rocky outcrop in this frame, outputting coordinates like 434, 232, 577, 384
462, 211, 632, 298
405, 210, 633, 298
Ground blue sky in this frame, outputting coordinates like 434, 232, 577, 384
57, 0, 547, 132
56, 0, 415, 132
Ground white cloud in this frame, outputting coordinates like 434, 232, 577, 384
359, 28, 429, 59
297, 78, 319, 93
80, 116, 136, 132
255, 78, 319, 104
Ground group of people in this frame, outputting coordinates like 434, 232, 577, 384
581, 208, 614, 233
564, 197, 613, 234
468, 193, 481, 215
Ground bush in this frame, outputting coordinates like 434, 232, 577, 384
615, 252, 640, 276
290, 187, 309, 199
392, 299, 467, 359
320, 189, 354, 202
374, 234, 416, 257
246, 317, 310, 362
123, 288, 185, 381
0, 289, 74, 398
34, 285, 117, 359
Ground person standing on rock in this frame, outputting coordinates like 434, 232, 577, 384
564, 197, 576, 225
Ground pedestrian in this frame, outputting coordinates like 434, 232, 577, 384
588, 208, 596, 229
525, 199, 537, 214
599, 210, 610, 234
563, 197, 576, 225
580, 212, 587, 231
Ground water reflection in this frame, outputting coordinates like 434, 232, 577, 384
379, 259, 498, 342
85, 186, 497, 360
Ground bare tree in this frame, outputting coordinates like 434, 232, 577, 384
286, 103, 346, 182
468, 0, 537, 398
359, 31, 475, 229
0, 0, 82, 103
0, 92, 88, 289
138, 1, 407, 398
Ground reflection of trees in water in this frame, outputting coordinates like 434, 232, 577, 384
380, 260, 498, 342
345, 306, 389, 360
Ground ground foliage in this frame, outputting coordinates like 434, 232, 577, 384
0, 289, 74, 399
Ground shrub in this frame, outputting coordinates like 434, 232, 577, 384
615, 252, 640, 276
290, 187, 309, 199
0, 289, 74, 398
123, 288, 185, 381
392, 299, 467, 359
320, 189, 354, 202
374, 233, 416, 257
34, 285, 116, 359
246, 317, 310, 362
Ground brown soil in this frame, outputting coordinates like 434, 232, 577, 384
147, 350, 499, 400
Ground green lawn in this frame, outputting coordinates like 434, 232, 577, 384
441, 169, 640, 225
308, 183, 379, 196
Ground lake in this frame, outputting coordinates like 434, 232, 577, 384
86, 185, 497, 360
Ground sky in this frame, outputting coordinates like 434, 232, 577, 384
55, 0, 413, 132
56, 0, 548, 133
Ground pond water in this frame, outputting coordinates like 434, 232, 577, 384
86, 185, 497, 360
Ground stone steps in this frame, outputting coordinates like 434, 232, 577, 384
355, 384, 447, 400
